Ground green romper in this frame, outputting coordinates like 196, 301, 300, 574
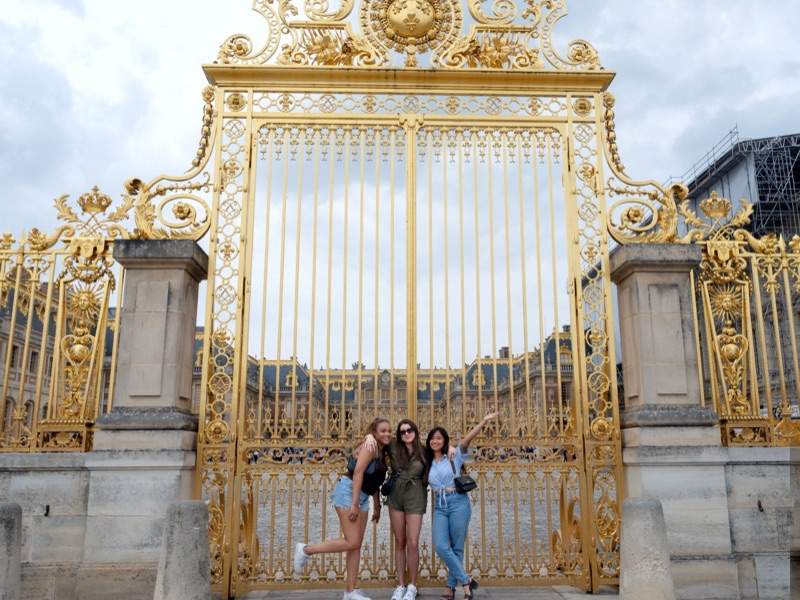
386, 440, 428, 514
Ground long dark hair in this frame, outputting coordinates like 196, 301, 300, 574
395, 418, 426, 468
424, 426, 450, 465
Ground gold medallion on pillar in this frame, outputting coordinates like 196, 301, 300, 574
361, 0, 462, 66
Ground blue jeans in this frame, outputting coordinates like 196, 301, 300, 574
432, 491, 471, 587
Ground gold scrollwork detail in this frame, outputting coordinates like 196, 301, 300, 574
606, 182, 685, 245
216, 0, 601, 70
278, 26, 385, 66
217, 0, 283, 65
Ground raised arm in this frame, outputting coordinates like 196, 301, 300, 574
458, 411, 498, 452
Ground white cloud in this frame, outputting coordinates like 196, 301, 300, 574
1, 0, 797, 367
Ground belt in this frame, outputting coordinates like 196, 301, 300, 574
432, 487, 457, 494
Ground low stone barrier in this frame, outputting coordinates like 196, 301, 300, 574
0, 503, 21, 600
152, 501, 211, 600
620, 497, 675, 600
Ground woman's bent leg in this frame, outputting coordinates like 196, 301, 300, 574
304, 507, 367, 592
405, 513, 423, 586
389, 507, 407, 586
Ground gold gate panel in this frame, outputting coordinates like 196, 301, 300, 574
186, 0, 647, 596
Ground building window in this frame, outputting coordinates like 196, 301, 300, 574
10, 345, 19, 369
29, 350, 39, 374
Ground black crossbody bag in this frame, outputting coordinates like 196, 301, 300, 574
449, 458, 477, 494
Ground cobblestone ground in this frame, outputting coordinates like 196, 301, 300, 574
241, 586, 619, 600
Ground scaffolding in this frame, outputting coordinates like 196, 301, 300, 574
666, 126, 800, 238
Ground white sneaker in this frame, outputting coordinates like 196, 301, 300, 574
293, 542, 310, 573
391, 585, 406, 600
402, 584, 417, 600
349, 590, 372, 600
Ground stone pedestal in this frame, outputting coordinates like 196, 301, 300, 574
612, 244, 738, 600
0, 503, 22, 600
620, 498, 675, 600
152, 502, 210, 600
79, 240, 207, 598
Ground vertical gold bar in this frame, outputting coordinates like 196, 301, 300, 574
427, 130, 435, 429
780, 257, 800, 413
766, 261, 789, 406
390, 128, 396, 422
324, 130, 336, 437
443, 131, 451, 432
458, 131, 468, 433
357, 128, 365, 430
341, 130, 351, 435
546, 140, 564, 435
689, 270, 706, 408
516, 137, 533, 439
405, 118, 419, 421
47, 282, 67, 420
373, 130, 382, 418
83, 279, 111, 421
532, 140, 548, 440
750, 258, 773, 422
743, 285, 760, 417
0, 260, 24, 414
308, 130, 321, 439
16, 262, 41, 437
105, 268, 124, 414
487, 132, 499, 418
257, 128, 275, 439
501, 132, 515, 437
472, 132, 484, 419
274, 129, 291, 434
31, 258, 57, 443
290, 129, 306, 437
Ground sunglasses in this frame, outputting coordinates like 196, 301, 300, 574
399, 427, 415, 435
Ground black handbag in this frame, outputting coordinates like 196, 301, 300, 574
449, 458, 477, 494
380, 473, 398, 498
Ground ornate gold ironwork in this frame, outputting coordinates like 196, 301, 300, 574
685, 193, 800, 446
216, 0, 601, 71
0, 188, 124, 452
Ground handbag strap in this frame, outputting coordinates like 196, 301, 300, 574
448, 457, 458, 476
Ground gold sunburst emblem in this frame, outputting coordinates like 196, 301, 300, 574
709, 284, 742, 324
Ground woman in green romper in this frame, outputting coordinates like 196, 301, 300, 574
386, 419, 428, 600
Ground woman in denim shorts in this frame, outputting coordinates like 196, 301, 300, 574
425, 412, 498, 600
293, 417, 392, 600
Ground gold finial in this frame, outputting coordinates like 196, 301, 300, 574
699, 191, 732, 220
77, 186, 113, 215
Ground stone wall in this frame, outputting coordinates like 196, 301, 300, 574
0, 449, 196, 600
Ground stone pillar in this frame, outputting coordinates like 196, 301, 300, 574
0, 503, 21, 600
620, 498, 675, 600
152, 502, 210, 600
611, 244, 738, 600
78, 240, 208, 599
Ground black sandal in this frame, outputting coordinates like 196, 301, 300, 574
440, 586, 455, 600
463, 578, 479, 599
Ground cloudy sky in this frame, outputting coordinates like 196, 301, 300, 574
1, 0, 798, 367
0, 0, 797, 238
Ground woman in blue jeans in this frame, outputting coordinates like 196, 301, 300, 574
425, 412, 498, 600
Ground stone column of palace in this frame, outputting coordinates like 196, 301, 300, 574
78, 240, 208, 599
611, 244, 739, 600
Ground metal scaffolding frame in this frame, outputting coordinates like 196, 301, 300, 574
667, 127, 800, 238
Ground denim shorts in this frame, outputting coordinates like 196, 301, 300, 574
331, 476, 370, 512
